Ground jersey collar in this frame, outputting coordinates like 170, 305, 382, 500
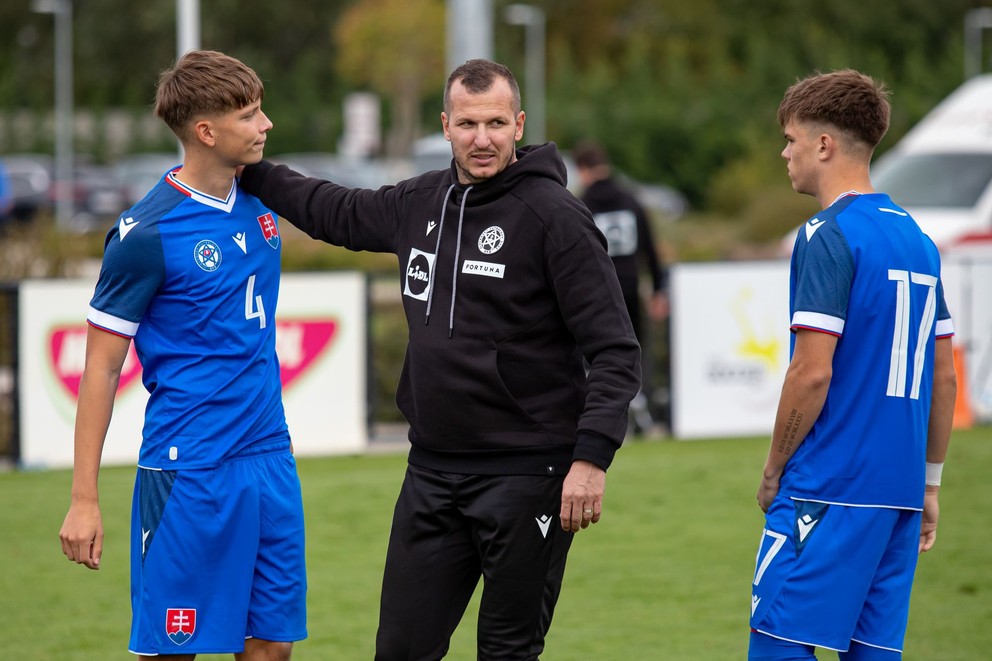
166, 169, 237, 213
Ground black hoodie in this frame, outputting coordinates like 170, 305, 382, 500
240, 142, 640, 476
581, 176, 667, 296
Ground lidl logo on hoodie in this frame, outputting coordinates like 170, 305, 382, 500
404, 248, 435, 301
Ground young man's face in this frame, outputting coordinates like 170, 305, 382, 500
441, 77, 525, 185
208, 99, 272, 167
781, 119, 822, 198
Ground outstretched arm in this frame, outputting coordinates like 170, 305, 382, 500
59, 325, 131, 570
920, 336, 956, 553
240, 160, 397, 253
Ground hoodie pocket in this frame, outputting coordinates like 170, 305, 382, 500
496, 347, 584, 432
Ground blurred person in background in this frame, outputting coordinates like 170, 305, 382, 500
749, 69, 956, 661
240, 58, 640, 661
574, 140, 669, 437
58, 50, 306, 660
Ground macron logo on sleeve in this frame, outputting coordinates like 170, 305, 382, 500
804, 217, 824, 241
119, 216, 140, 240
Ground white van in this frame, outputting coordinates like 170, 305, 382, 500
859, 77, 992, 422
871, 74, 992, 249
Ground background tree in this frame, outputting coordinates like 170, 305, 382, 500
0, 0, 986, 227
334, 0, 446, 156
0, 1, 352, 155
541, 0, 978, 206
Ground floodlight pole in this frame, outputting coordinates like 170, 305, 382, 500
504, 4, 546, 145
446, 0, 494, 74
177, 0, 200, 56
965, 7, 992, 79
33, 0, 74, 230
175, 0, 200, 160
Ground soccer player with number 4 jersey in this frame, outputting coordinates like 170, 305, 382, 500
58, 50, 306, 660
749, 70, 958, 660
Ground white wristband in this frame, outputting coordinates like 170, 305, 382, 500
925, 462, 944, 487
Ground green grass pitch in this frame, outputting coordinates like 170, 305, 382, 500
2, 429, 990, 659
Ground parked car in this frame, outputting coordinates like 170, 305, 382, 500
870, 74, 992, 249
1, 153, 53, 222
0, 159, 12, 222
112, 152, 181, 207
64, 161, 127, 233
0, 153, 136, 233
409, 133, 453, 176
409, 134, 687, 218
270, 152, 402, 189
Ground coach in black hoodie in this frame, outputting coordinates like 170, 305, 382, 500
240, 59, 640, 661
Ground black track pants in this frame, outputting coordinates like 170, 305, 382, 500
374, 464, 574, 661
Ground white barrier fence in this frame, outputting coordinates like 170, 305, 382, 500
671, 253, 992, 440
18, 272, 369, 469
14, 252, 989, 466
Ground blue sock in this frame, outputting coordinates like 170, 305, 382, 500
839, 641, 901, 660
748, 630, 817, 661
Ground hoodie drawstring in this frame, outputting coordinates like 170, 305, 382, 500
423, 184, 472, 338
424, 184, 456, 326
448, 185, 472, 337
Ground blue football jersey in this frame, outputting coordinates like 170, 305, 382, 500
89, 169, 289, 469
779, 192, 953, 510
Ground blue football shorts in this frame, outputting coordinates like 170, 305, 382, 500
127, 446, 307, 655
749, 495, 921, 655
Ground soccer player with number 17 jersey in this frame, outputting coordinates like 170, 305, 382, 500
58, 51, 306, 660
748, 70, 957, 660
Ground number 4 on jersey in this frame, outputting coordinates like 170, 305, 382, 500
245, 275, 266, 329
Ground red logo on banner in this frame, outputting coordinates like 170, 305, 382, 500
277, 320, 338, 388
165, 608, 196, 646
50, 326, 143, 399
48, 319, 337, 401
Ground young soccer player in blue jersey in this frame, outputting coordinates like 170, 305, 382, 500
58, 50, 306, 660
748, 69, 958, 660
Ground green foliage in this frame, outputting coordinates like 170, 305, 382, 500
334, 0, 446, 155
545, 0, 977, 210
3, 429, 990, 659
1, 0, 979, 188
0, 1, 987, 259
0, 1, 355, 155
369, 298, 408, 423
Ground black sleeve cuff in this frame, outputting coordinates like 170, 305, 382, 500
572, 431, 621, 472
